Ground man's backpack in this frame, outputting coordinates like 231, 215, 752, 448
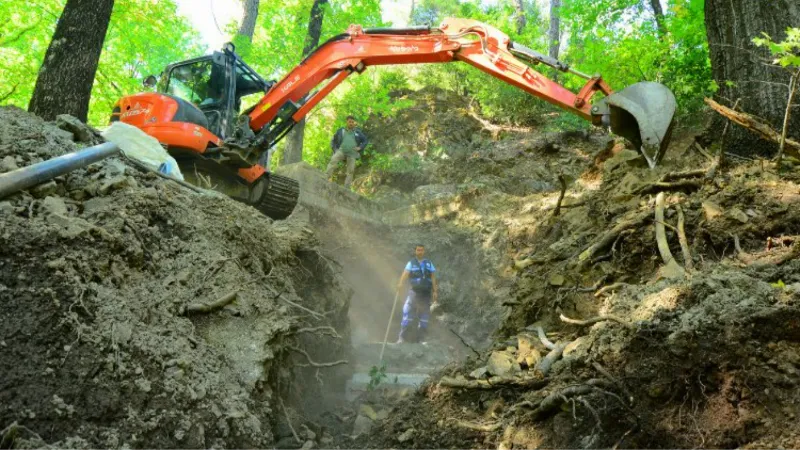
408, 259, 434, 293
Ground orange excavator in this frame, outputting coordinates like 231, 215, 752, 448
111, 18, 676, 219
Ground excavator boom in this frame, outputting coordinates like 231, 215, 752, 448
247, 18, 676, 167
113, 18, 677, 221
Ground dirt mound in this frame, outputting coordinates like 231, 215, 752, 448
354, 129, 800, 448
0, 107, 351, 448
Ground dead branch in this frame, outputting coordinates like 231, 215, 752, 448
559, 313, 630, 328
184, 291, 238, 314
295, 326, 342, 339
553, 174, 568, 217
636, 179, 703, 196
595, 282, 629, 297
655, 192, 685, 279
749, 243, 800, 268
448, 418, 502, 432
676, 205, 694, 272
536, 325, 556, 350
439, 375, 550, 390
530, 385, 593, 420
289, 346, 348, 368
534, 341, 569, 377
578, 210, 651, 264
704, 97, 800, 159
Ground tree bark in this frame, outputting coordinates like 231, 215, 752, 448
513, 0, 527, 34
28, 0, 115, 122
705, 0, 800, 156
238, 0, 259, 41
648, 0, 666, 36
282, 0, 328, 165
548, 0, 561, 60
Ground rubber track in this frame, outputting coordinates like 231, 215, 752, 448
254, 174, 300, 220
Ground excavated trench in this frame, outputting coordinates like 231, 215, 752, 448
0, 105, 513, 448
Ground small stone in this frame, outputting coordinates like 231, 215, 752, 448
31, 180, 58, 198
352, 415, 373, 436
726, 207, 749, 223
0, 155, 18, 172
99, 175, 137, 195
469, 366, 489, 379
702, 201, 723, 220
398, 428, 415, 443
487, 351, 519, 377
548, 273, 566, 286
563, 336, 588, 357
41, 196, 68, 216
56, 114, 97, 143
359, 404, 378, 421
513, 257, 533, 270
376, 409, 390, 421
301, 440, 315, 450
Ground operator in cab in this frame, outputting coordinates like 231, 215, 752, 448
326, 115, 368, 189
395, 244, 439, 344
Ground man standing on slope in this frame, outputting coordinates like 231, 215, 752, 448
395, 244, 439, 344
326, 115, 368, 189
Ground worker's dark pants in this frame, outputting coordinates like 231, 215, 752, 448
399, 290, 431, 342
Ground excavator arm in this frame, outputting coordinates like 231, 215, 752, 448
245, 18, 676, 168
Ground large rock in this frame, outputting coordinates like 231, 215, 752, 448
353, 415, 374, 436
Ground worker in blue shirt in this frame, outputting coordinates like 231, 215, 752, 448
395, 244, 439, 344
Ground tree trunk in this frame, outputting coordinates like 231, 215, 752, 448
282, 0, 328, 165
705, 0, 800, 156
513, 0, 526, 34
548, 0, 561, 60
28, 0, 115, 122
648, 0, 666, 36
238, 0, 259, 41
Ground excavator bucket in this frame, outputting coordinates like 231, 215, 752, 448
601, 81, 677, 168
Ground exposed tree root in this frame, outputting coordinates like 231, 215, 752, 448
592, 362, 634, 405
661, 169, 706, 182
183, 291, 238, 315
439, 375, 550, 390
534, 341, 569, 377
578, 210, 651, 264
448, 418, 502, 432
530, 385, 593, 420
559, 313, 630, 328
595, 282, 629, 297
655, 192, 685, 279
636, 179, 703, 196
289, 346, 348, 368
536, 325, 557, 350
295, 326, 342, 339
676, 205, 694, 272
279, 398, 302, 444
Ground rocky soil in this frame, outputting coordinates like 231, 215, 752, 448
0, 106, 352, 449
351, 115, 800, 449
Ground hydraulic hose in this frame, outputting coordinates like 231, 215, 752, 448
0, 142, 120, 199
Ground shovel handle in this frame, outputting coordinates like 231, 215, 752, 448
379, 291, 402, 363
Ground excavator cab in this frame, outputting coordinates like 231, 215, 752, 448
111, 44, 299, 220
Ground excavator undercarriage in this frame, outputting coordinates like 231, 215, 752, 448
111, 18, 677, 220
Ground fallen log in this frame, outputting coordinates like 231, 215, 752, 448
704, 98, 800, 159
